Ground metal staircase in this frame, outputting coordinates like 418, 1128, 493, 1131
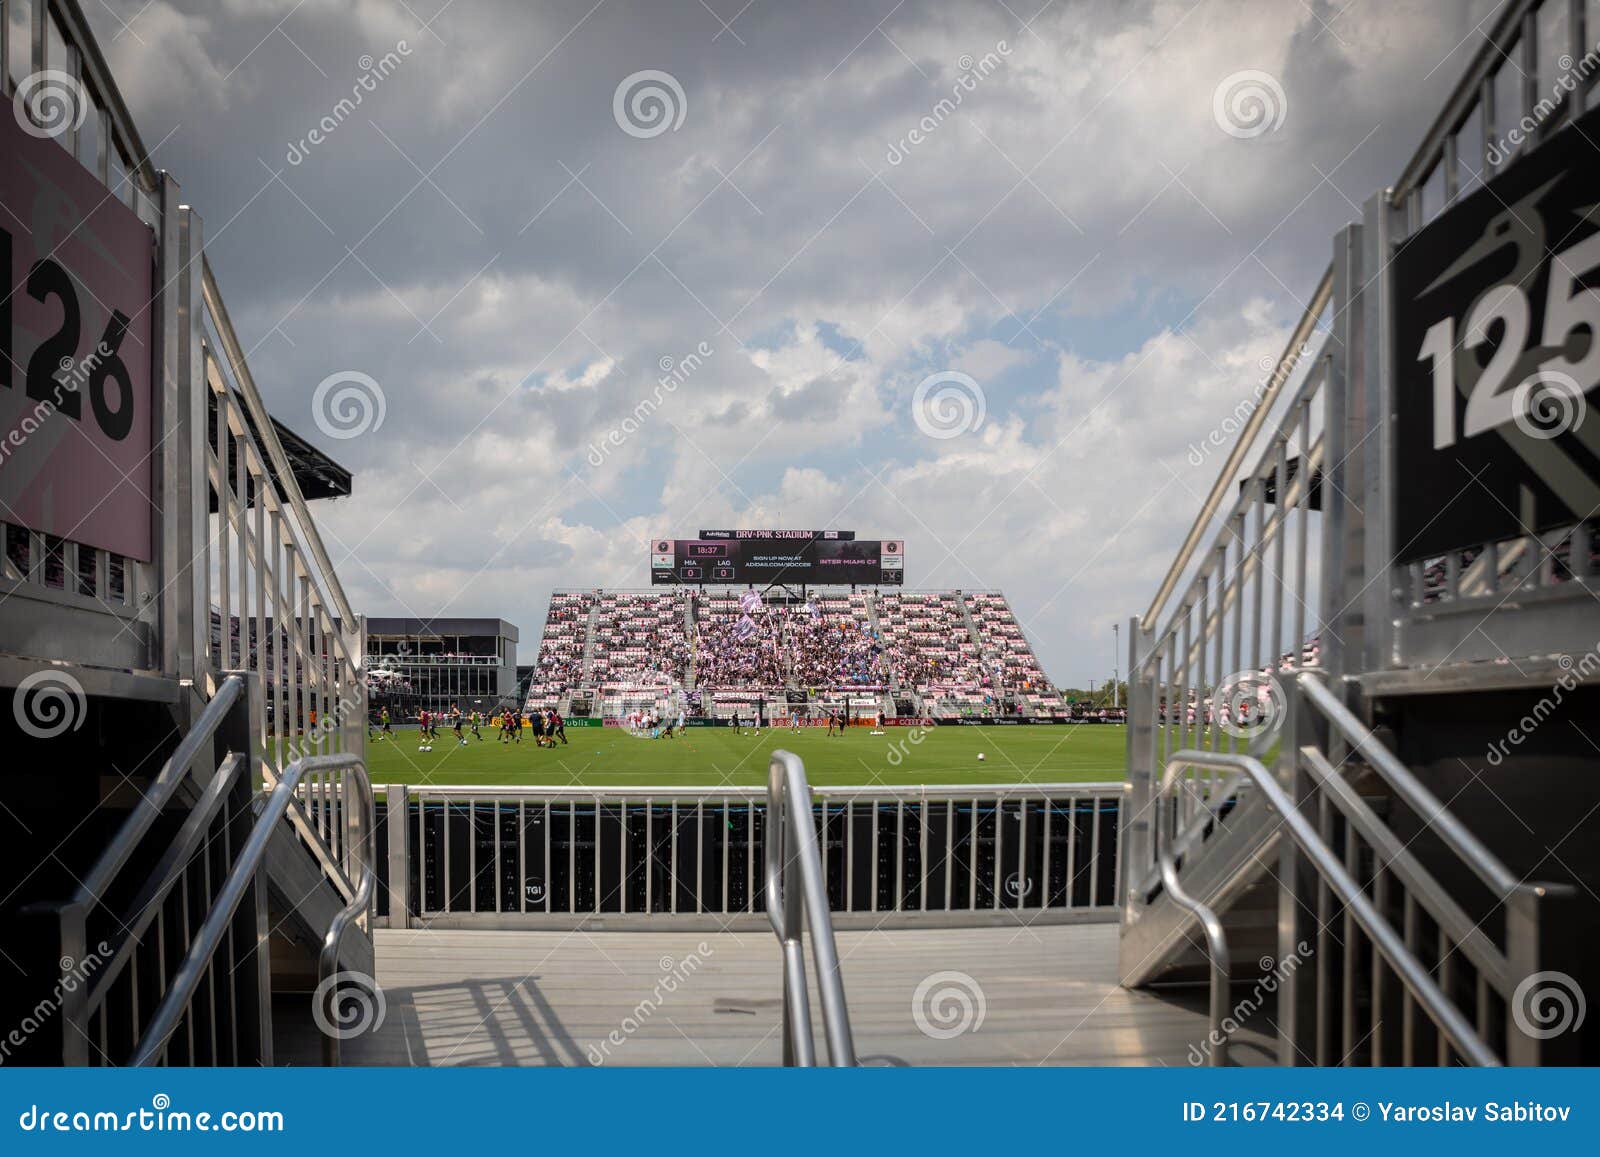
14, 675, 374, 1066
1121, 0, 1600, 1065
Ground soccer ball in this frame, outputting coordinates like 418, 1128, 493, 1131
977, 752, 986, 762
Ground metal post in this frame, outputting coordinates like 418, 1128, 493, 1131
385, 784, 409, 929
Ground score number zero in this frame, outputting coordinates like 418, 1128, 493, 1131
1415, 232, 1600, 447
0, 225, 138, 442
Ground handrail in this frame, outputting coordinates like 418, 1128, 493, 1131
1295, 672, 1565, 901
1157, 749, 1499, 1067
1141, 266, 1332, 630
316, 763, 377, 1065
763, 750, 855, 1066
75, 675, 245, 905
1388, 0, 1536, 204
132, 753, 372, 1067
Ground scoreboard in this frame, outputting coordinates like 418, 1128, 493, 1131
650, 532, 904, 586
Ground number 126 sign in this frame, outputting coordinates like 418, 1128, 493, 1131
1, 107, 154, 562
1392, 105, 1600, 564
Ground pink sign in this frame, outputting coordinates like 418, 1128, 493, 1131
1, 109, 155, 562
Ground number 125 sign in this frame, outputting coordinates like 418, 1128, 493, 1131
1392, 106, 1600, 564
0, 108, 154, 562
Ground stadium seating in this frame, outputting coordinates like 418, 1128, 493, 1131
589, 591, 691, 685
524, 587, 1064, 717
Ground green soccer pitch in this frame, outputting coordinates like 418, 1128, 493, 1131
361, 723, 1129, 788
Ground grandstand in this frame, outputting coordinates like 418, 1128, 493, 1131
525, 578, 1063, 723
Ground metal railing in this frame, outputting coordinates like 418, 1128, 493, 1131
373, 781, 1124, 929
20, 670, 375, 1066
32, 674, 260, 1065
201, 260, 366, 775
1141, 266, 1334, 634
764, 751, 854, 1066
1124, 312, 1330, 889
134, 753, 373, 1067
1156, 671, 1575, 1067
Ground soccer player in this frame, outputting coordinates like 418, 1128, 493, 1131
379, 706, 392, 739
551, 708, 568, 746
452, 708, 466, 746
470, 710, 482, 741
418, 709, 432, 753
513, 709, 524, 743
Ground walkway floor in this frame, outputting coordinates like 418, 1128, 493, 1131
277, 924, 1274, 1066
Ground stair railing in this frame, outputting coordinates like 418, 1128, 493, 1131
763, 750, 855, 1066
133, 752, 374, 1066
1158, 671, 1575, 1066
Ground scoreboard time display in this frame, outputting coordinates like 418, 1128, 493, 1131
650, 532, 904, 585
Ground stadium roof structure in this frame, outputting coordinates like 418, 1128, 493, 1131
367, 617, 520, 643
206, 388, 353, 504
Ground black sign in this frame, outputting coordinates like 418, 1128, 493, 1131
651, 536, 903, 585
1392, 106, 1600, 563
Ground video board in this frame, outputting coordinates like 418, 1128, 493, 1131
650, 533, 903, 585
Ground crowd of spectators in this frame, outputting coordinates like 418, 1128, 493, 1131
523, 587, 1061, 702
588, 591, 691, 685
691, 592, 903, 689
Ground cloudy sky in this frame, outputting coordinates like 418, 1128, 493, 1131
86, 0, 1502, 683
